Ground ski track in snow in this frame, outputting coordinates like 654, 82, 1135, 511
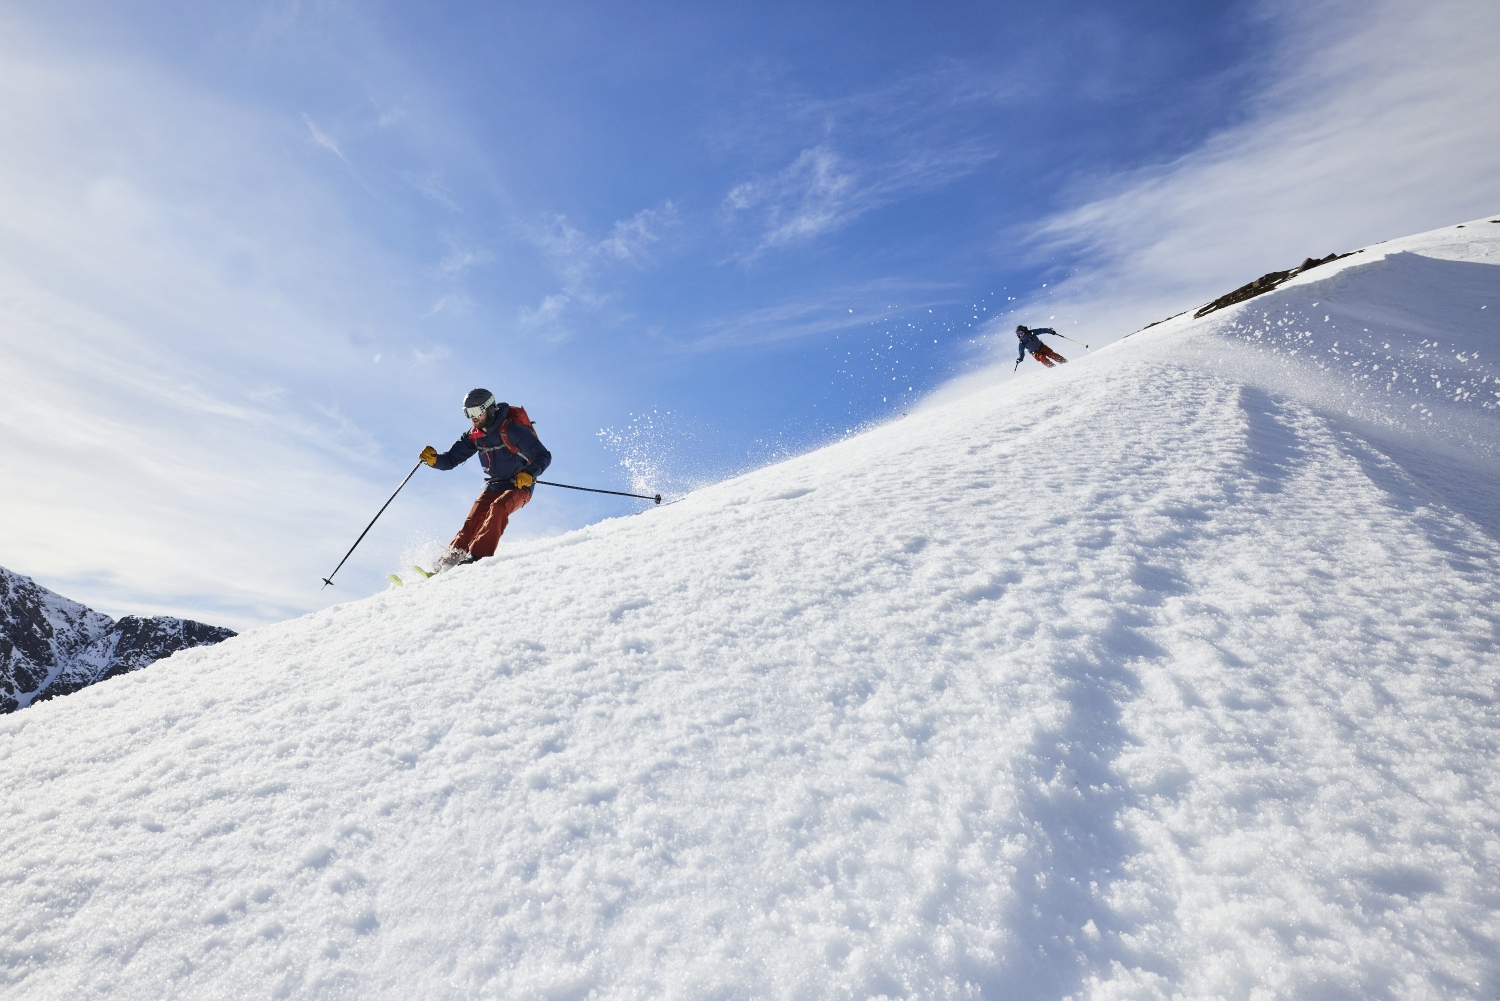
1, 219, 1498, 999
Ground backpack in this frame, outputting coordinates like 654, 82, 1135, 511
498, 406, 535, 461
470, 405, 537, 464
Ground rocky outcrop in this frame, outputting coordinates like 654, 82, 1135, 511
1193, 250, 1359, 319
1128, 250, 1366, 338
0, 566, 235, 713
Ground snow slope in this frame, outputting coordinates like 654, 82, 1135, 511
2, 218, 1498, 1000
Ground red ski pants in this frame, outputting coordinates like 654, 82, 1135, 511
1032, 344, 1068, 367
450, 487, 530, 559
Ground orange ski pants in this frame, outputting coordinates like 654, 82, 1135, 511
1032, 344, 1068, 367
450, 487, 530, 559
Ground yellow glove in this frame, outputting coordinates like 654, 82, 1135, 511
419, 446, 438, 467
513, 471, 535, 489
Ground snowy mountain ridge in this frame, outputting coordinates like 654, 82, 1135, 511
0, 565, 236, 713
0, 216, 1497, 999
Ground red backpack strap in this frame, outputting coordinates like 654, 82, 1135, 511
497, 408, 532, 462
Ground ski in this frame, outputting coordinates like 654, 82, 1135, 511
389, 565, 438, 586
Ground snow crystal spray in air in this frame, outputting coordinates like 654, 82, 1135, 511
598, 409, 709, 502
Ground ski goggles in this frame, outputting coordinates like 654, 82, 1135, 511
464, 395, 496, 421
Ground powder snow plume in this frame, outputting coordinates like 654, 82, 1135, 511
596, 408, 709, 501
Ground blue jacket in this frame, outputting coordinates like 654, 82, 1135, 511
434, 405, 551, 492
1016, 327, 1057, 361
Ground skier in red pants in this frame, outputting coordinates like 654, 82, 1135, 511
1015, 325, 1069, 368
419, 389, 551, 570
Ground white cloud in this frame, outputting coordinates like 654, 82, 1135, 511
598, 204, 676, 264
683, 280, 957, 351
422, 293, 475, 318
726, 146, 859, 250
517, 292, 572, 332
302, 114, 350, 163
717, 67, 1013, 258
437, 244, 493, 277
400, 170, 461, 211
0, 22, 467, 629
724, 138, 999, 258
517, 203, 678, 338
1004, 0, 1500, 348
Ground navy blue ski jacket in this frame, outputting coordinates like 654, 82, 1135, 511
1016, 327, 1058, 362
434, 404, 552, 492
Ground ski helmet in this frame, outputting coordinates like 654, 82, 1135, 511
1015, 325, 1027, 334
463, 388, 497, 422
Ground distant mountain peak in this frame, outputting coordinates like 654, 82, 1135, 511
0, 566, 235, 712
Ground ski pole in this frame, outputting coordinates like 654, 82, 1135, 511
536, 479, 661, 504
320, 460, 423, 588
1048, 332, 1089, 348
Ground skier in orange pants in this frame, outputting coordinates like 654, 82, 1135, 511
419, 388, 551, 569
449, 487, 531, 560
1015, 325, 1069, 368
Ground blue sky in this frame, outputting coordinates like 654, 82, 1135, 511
1, 0, 1496, 629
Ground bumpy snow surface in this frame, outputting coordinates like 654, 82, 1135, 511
2, 219, 1498, 999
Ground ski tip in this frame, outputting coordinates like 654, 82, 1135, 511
387, 574, 404, 587
411, 566, 436, 579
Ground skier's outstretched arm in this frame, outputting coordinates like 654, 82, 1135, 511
431, 434, 478, 471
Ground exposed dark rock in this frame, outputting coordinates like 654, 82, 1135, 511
1133, 310, 1188, 336
0, 566, 235, 712
1193, 250, 1358, 319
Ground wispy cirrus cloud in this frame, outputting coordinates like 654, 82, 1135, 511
400, 170, 462, 211
517, 203, 678, 338
302, 113, 350, 164
597, 205, 676, 264
998, 0, 1500, 348
437, 242, 493, 278
724, 146, 858, 250
681, 280, 959, 352
516, 292, 573, 334
718, 67, 1019, 258
0, 19, 481, 628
